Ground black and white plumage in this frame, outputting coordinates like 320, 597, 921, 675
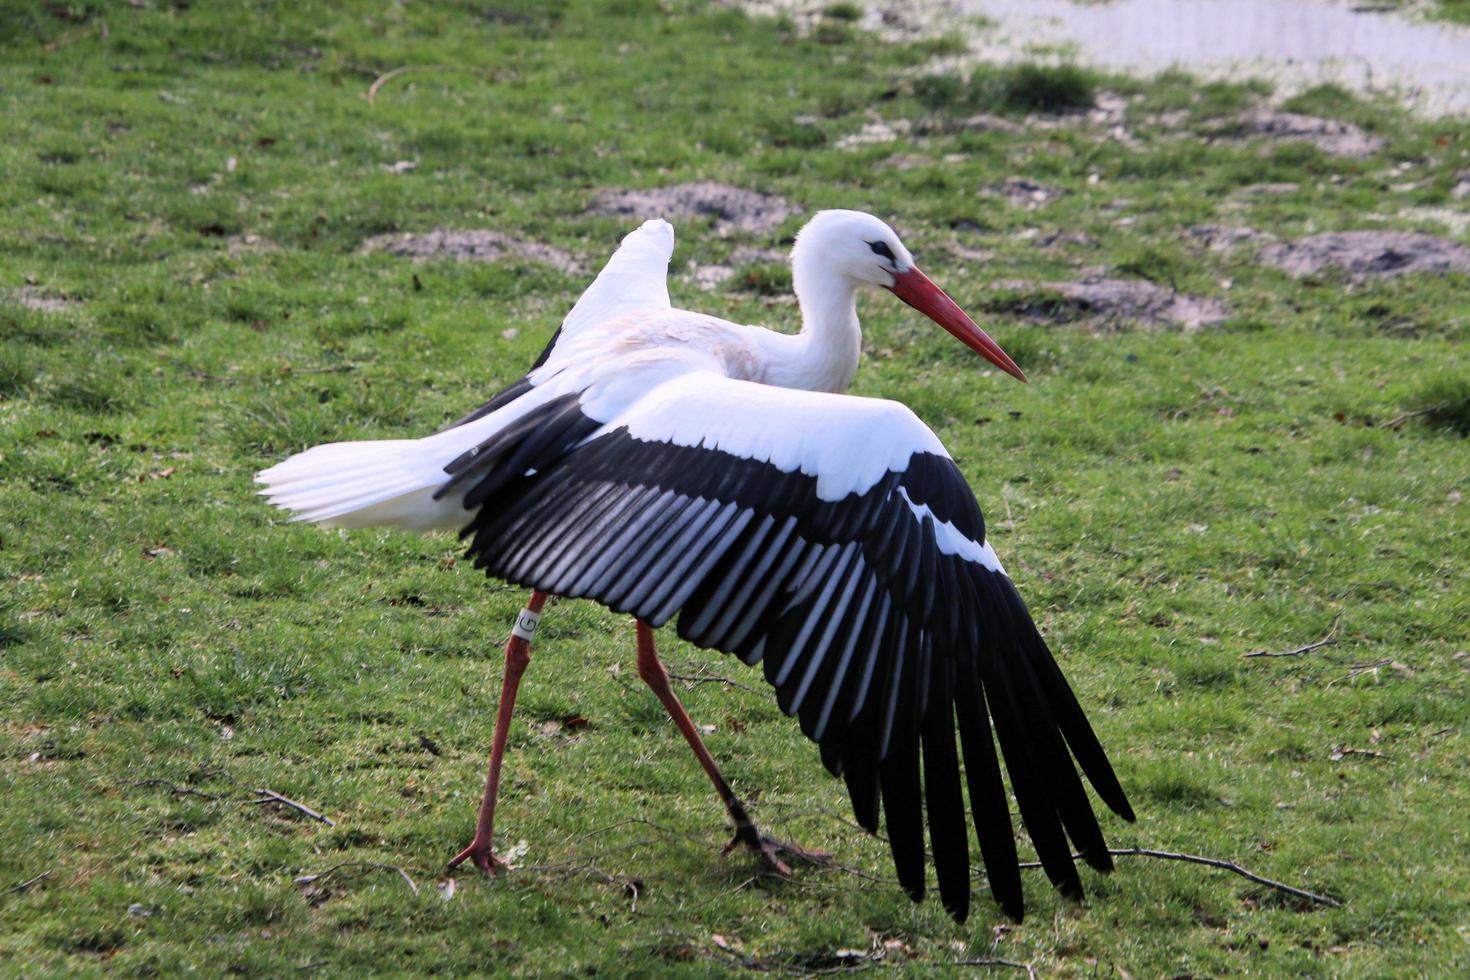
258, 209, 1134, 922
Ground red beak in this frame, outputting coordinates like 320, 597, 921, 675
886, 267, 1028, 383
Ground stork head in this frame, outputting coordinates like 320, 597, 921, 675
793, 209, 1027, 383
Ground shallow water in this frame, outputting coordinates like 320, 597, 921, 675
963, 0, 1470, 114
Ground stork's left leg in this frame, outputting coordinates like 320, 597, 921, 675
448, 591, 549, 876
634, 620, 828, 875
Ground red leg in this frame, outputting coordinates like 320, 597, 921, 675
635, 621, 828, 875
448, 590, 549, 875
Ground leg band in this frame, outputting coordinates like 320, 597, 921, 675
510, 608, 541, 641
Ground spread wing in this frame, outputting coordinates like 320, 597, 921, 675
440, 371, 1134, 922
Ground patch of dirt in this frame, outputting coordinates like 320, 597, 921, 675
1010, 90, 1138, 144
8, 286, 73, 313
944, 240, 993, 263
1260, 231, 1470, 280
1001, 277, 1230, 330
589, 181, 797, 235
225, 234, 280, 257
837, 117, 912, 148
882, 153, 934, 171
1142, 108, 1193, 130
1031, 229, 1099, 250
689, 246, 787, 290
1186, 225, 1278, 253
1087, 91, 1128, 127
1238, 110, 1385, 158
358, 229, 579, 272
1231, 182, 1300, 199
690, 265, 735, 290
947, 112, 1023, 135
988, 177, 1063, 208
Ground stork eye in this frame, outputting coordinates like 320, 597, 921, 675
868, 241, 895, 261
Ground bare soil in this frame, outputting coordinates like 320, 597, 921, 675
1009, 276, 1232, 330
8, 287, 73, 313
589, 181, 797, 235
1237, 110, 1386, 158
688, 245, 787, 290
358, 229, 581, 272
1186, 225, 1278, 253
1260, 231, 1470, 280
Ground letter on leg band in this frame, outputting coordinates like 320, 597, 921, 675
511, 608, 540, 641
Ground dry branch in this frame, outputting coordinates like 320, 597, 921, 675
124, 779, 222, 800
123, 778, 337, 829
1017, 847, 1340, 907
523, 862, 643, 911
250, 788, 336, 826
1244, 619, 1340, 658
955, 958, 1037, 980
366, 65, 491, 104
1382, 407, 1437, 430
666, 660, 765, 697
3, 870, 52, 897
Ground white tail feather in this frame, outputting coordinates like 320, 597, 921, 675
256, 439, 468, 531
256, 361, 579, 534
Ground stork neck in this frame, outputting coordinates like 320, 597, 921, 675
790, 260, 862, 393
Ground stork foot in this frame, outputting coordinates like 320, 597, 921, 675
447, 837, 511, 877
724, 820, 830, 877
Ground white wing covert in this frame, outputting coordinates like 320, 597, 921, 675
440, 219, 676, 431
558, 218, 675, 343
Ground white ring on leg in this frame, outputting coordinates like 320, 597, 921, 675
511, 608, 540, 641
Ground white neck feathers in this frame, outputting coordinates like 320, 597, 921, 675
781, 243, 862, 393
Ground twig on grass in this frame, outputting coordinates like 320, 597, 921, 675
666, 661, 765, 697
1017, 847, 1341, 908
250, 788, 336, 826
1244, 618, 1340, 658
1382, 407, 1436, 430
683, 876, 762, 912
3, 870, 52, 897
824, 860, 899, 886
523, 862, 644, 911
366, 65, 491, 104
751, 807, 1340, 909
559, 817, 647, 849
701, 938, 881, 977
955, 958, 1037, 980
124, 779, 222, 801
295, 861, 418, 895
280, 363, 359, 376
123, 779, 337, 829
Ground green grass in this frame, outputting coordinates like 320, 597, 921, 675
1399, 0, 1470, 26
3, 1, 1470, 975
915, 63, 1099, 116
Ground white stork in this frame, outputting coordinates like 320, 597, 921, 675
256, 209, 1134, 922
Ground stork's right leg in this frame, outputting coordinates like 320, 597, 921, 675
634, 621, 828, 875
448, 590, 549, 875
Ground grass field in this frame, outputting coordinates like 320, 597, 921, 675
2, 1, 1469, 975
